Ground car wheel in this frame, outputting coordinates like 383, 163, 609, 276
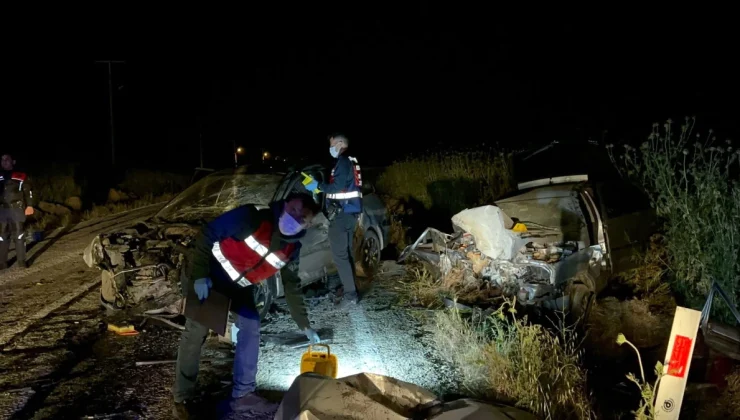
253, 277, 275, 321
570, 283, 594, 321
359, 229, 381, 278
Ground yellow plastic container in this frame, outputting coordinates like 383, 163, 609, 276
300, 344, 338, 378
512, 222, 528, 233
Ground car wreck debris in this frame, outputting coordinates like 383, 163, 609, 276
400, 205, 605, 313
83, 222, 198, 316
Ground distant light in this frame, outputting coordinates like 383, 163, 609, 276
236, 146, 245, 154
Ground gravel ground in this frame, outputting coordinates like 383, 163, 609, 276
0, 205, 461, 419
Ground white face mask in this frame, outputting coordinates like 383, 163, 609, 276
329, 146, 339, 158
278, 212, 304, 236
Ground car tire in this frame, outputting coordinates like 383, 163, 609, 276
254, 277, 276, 321
570, 283, 594, 321
358, 229, 381, 278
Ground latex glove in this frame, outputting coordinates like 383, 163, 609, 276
304, 179, 319, 192
24, 206, 34, 216
304, 327, 321, 344
194, 278, 212, 301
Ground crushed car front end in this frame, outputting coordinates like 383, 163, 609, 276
399, 177, 609, 316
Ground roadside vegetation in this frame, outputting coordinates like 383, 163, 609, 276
609, 118, 739, 321
384, 124, 739, 419
27, 168, 188, 234
433, 299, 591, 419
378, 149, 513, 211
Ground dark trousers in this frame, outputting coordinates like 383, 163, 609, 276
328, 212, 358, 294
0, 207, 26, 268
173, 263, 262, 402
173, 308, 260, 402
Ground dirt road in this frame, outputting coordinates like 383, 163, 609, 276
0, 208, 458, 419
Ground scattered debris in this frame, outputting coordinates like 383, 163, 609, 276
135, 358, 233, 367
107, 324, 139, 336
400, 203, 606, 313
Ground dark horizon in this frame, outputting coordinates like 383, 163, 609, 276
6, 11, 739, 173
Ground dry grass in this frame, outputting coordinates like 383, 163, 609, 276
587, 235, 676, 358
378, 150, 513, 210
395, 262, 502, 309
118, 169, 190, 197
395, 263, 446, 308
615, 235, 675, 309
378, 150, 514, 250
82, 193, 175, 221
694, 367, 740, 419
587, 297, 674, 362
433, 300, 592, 419
720, 368, 740, 418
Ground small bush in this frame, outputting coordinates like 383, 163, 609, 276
433, 299, 592, 419
31, 164, 82, 204
609, 118, 740, 322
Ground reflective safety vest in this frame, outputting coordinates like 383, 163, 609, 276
210, 220, 296, 287
0, 172, 32, 207
326, 156, 363, 213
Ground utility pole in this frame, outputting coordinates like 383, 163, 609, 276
95, 60, 125, 166
198, 117, 204, 168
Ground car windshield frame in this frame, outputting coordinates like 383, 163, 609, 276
153, 169, 284, 224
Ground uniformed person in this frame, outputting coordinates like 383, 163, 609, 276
173, 194, 320, 418
303, 134, 363, 307
0, 154, 35, 269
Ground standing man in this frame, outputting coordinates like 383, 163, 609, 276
173, 194, 321, 419
304, 134, 362, 307
0, 154, 35, 269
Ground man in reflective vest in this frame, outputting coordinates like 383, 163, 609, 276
0, 153, 35, 270
304, 133, 362, 307
173, 194, 320, 417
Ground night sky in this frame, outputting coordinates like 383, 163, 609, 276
6, 9, 738, 173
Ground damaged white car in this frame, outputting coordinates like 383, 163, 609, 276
83, 166, 390, 322
399, 175, 655, 317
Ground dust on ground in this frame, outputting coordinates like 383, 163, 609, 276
1, 239, 460, 420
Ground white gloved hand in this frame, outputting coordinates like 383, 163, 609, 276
304, 327, 321, 344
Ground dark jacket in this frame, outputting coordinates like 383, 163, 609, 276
319, 152, 362, 214
188, 202, 309, 329
0, 171, 34, 209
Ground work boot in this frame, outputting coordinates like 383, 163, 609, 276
229, 392, 279, 414
17, 260, 27, 269
337, 291, 359, 310
172, 400, 192, 420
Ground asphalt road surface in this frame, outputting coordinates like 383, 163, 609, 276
0, 207, 458, 419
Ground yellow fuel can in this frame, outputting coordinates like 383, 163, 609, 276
300, 344, 338, 378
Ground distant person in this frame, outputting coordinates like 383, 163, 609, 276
0, 154, 35, 269
172, 194, 321, 419
303, 133, 363, 307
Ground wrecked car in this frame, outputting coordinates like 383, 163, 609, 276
83, 165, 390, 322
399, 175, 655, 317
